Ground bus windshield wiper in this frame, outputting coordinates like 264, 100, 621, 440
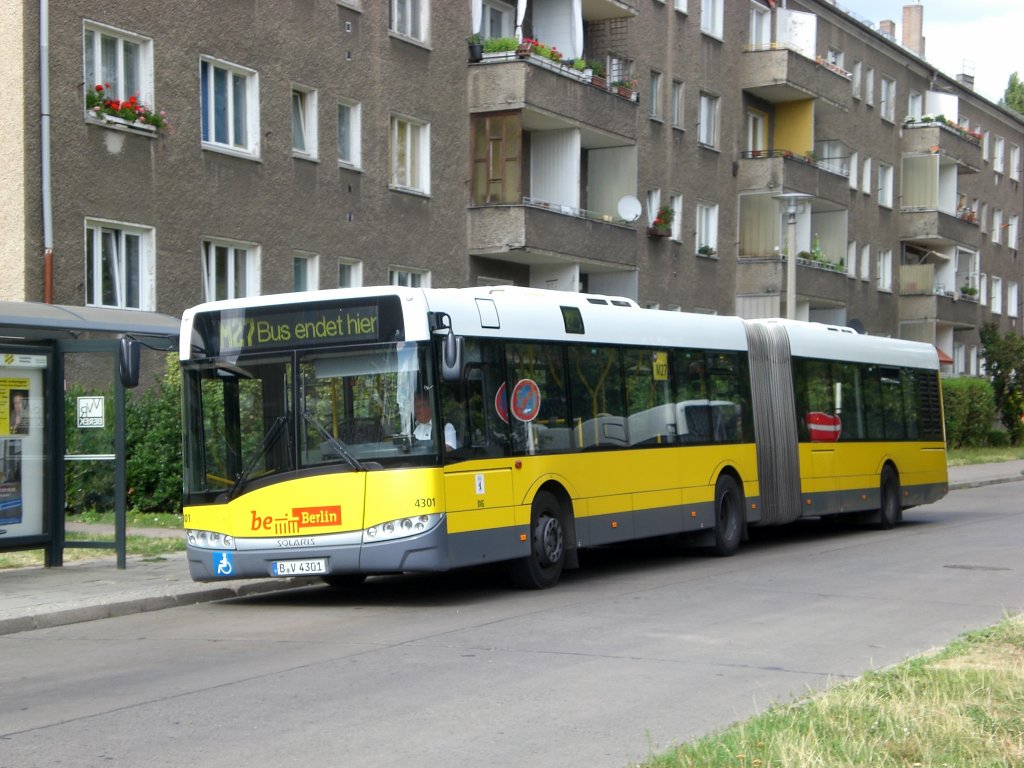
302, 410, 365, 472
226, 414, 288, 501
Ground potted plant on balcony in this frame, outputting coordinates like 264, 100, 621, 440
467, 34, 484, 63
647, 205, 674, 238
611, 78, 637, 99
86, 83, 167, 132
698, 244, 717, 257
961, 284, 978, 296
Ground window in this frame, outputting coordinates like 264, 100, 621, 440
85, 220, 155, 310
649, 71, 662, 120
701, 0, 723, 37
749, 3, 770, 47
980, 273, 988, 306
338, 259, 363, 287
877, 162, 893, 207
1009, 214, 1019, 252
200, 57, 259, 157
392, 0, 428, 43
851, 61, 862, 99
876, 248, 892, 292
674, 0, 687, 11
907, 90, 923, 118
993, 136, 1005, 174
83, 22, 154, 112
390, 267, 429, 288
846, 241, 857, 278
982, 130, 990, 161
696, 202, 719, 254
879, 76, 895, 121
291, 86, 317, 159
293, 252, 319, 291
991, 275, 1002, 314
1009, 282, 1019, 317
671, 81, 685, 128
848, 151, 859, 190
337, 100, 362, 168
202, 240, 259, 301
980, 202, 989, 233
992, 208, 1002, 244
670, 194, 683, 241
860, 244, 870, 281
864, 67, 875, 105
698, 93, 718, 147
746, 109, 766, 153
862, 156, 872, 195
391, 115, 430, 193
1011, 144, 1020, 181
479, 0, 513, 39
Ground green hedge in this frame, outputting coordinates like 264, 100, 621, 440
941, 377, 996, 449
65, 354, 183, 514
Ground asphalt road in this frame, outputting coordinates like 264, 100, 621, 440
1, 482, 1022, 768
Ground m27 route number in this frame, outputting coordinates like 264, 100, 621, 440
414, 497, 436, 509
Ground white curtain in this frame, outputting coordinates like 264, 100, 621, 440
471, 0, 482, 35
516, 0, 528, 41
571, 0, 583, 59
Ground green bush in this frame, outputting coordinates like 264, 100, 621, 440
64, 353, 182, 514
987, 429, 1010, 447
942, 377, 995, 449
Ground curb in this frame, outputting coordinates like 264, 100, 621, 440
0, 575, 319, 637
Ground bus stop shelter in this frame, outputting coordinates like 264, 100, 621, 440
0, 301, 179, 567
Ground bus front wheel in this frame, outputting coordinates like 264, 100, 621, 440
877, 466, 902, 530
712, 475, 743, 557
510, 490, 565, 589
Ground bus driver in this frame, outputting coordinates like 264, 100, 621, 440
413, 393, 457, 450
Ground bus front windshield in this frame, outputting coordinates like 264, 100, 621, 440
183, 341, 440, 502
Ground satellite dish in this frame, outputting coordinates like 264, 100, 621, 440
617, 195, 642, 222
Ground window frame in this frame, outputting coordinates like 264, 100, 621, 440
392, 0, 429, 44
698, 92, 719, 148
291, 85, 318, 160
83, 21, 155, 118
338, 258, 364, 288
84, 218, 156, 311
293, 251, 320, 292
700, 0, 724, 38
879, 76, 896, 122
390, 114, 431, 195
648, 70, 663, 120
201, 238, 261, 301
877, 162, 894, 207
389, 267, 430, 288
696, 201, 719, 255
337, 99, 362, 169
200, 56, 260, 158
671, 80, 685, 129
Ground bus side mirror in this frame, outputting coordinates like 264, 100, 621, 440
118, 336, 141, 389
441, 329, 464, 383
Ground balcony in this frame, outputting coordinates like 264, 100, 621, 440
736, 151, 850, 202
469, 54, 638, 138
902, 118, 982, 173
740, 46, 851, 111
898, 264, 979, 327
468, 201, 638, 269
899, 209, 979, 249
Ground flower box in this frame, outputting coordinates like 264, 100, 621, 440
99, 114, 157, 133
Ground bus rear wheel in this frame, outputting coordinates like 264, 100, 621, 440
510, 490, 565, 589
712, 475, 743, 557
877, 466, 902, 530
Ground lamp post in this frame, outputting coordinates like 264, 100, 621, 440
774, 192, 812, 319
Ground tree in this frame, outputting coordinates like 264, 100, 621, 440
1001, 72, 1024, 115
978, 322, 1024, 444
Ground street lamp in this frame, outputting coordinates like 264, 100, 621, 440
773, 192, 812, 320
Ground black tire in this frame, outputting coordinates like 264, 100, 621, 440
711, 475, 743, 557
321, 573, 367, 589
877, 466, 902, 530
509, 490, 565, 589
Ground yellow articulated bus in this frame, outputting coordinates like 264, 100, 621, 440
180, 286, 947, 589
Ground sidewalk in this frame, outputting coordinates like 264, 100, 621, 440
1, 461, 1021, 637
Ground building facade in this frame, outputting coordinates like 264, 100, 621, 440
4, 0, 1023, 374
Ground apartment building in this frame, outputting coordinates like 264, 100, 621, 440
3, 0, 1022, 374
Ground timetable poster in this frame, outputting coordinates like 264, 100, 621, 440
0, 362, 44, 538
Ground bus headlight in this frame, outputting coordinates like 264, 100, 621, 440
187, 530, 236, 550
363, 513, 441, 543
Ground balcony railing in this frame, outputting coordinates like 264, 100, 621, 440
903, 116, 983, 146
522, 196, 636, 227
739, 149, 850, 178
475, 49, 638, 102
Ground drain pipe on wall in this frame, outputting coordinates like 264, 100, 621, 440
40, 0, 54, 303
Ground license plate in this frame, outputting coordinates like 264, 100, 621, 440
272, 558, 327, 576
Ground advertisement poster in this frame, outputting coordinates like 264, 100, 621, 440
0, 358, 45, 537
